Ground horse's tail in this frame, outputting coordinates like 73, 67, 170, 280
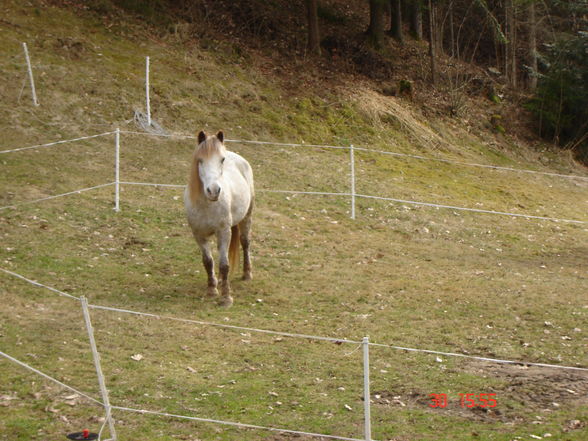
229, 225, 240, 271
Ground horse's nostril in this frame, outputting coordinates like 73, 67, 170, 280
206, 187, 212, 194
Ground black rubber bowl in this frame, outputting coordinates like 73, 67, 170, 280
66, 432, 98, 440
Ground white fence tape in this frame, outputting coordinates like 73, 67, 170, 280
0, 349, 364, 441
120, 181, 185, 188
112, 406, 367, 441
0, 267, 80, 300
81, 305, 588, 372
2, 130, 586, 224
117, 182, 588, 224
355, 193, 588, 224
368, 342, 588, 372
0, 131, 115, 154
2, 267, 587, 372
0, 350, 103, 405
118, 130, 588, 180
0, 182, 115, 211
88, 303, 359, 344
352, 147, 588, 181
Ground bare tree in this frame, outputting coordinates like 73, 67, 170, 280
368, 0, 388, 48
528, 0, 538, 90
428, 0, 437, 84
504, 0, 517, 87
409, 0, 423, 39
305, 0, 321, 56
389, 0, 404, 42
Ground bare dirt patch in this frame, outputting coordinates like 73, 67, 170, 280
373, 361, 588, 425
467, 361, 588, 412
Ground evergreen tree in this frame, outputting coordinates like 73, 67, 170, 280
529, 32, 588, 161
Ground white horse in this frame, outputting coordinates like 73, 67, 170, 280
184, 131, 254, 307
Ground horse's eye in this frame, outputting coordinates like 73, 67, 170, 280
197, 159, 203, 165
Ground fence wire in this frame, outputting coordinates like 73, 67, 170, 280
119, 130, 588, 181
0, 131, 115, 154
2, 267, 587, 372
0, 350, 103, 405
0, 182, 115, 211
118, 181, 588, 224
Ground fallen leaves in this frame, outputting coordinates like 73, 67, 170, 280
0, 394, 18, 407
44, 404, 59, 413
63, 393, 79, 406
563, 419, 585, 432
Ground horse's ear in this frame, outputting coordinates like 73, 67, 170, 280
216, 131, 224, 143
197, 131, 206, 144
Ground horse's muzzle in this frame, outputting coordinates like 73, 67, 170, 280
206, 185, 221, 201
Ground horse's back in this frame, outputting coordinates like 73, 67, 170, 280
227, 151, 254, 193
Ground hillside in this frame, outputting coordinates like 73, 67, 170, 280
1, 1, 587, 441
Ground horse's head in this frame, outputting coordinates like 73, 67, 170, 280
193, 130, 227, 202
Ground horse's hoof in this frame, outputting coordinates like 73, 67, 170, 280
219, 295, 233, 308
242, 272, 252, 281
207, 287, 219, 297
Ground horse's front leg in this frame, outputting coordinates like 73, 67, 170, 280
216, 227, 233, 307
196, 236, 218, 297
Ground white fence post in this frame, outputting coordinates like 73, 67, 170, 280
350, 144, 356, 219
81, 296, 117, 441
114, 128, 120, 212
22, 42, 39, 106
145, 56, 151, 127
362, 336, 371, 441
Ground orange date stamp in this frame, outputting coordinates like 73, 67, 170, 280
429, 393, 497, 408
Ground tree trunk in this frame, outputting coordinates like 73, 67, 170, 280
305, 0, 321, 56
503, 0, 509, 82
435, 0, 443, 56
389, 0, 404, 42
528, 0, 537, 90
505, 0, 517, 87
368, 0, 387, 48
409, 0, 423, 40
510, 0, 517, 87
428, 0, 437, 85
449, 1, 454, 58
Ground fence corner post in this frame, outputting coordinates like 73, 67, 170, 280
114, 128, 120, 212
362, 336, 371, 441
80, 296, 117, 441
145, 56, 151, 127
22, 42, 39, 106
350, 144, 356, 220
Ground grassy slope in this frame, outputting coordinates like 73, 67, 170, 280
1, 1, 587, 441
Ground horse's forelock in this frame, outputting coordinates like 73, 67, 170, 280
196, 136, 226, 160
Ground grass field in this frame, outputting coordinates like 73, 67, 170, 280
1, 1, 588, 440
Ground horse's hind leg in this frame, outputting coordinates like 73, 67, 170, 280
196, 236, 218, 297
239, 203, 253, 281
216, 227, 233, 307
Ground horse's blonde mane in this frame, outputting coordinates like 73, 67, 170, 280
188, 132, 226, 205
